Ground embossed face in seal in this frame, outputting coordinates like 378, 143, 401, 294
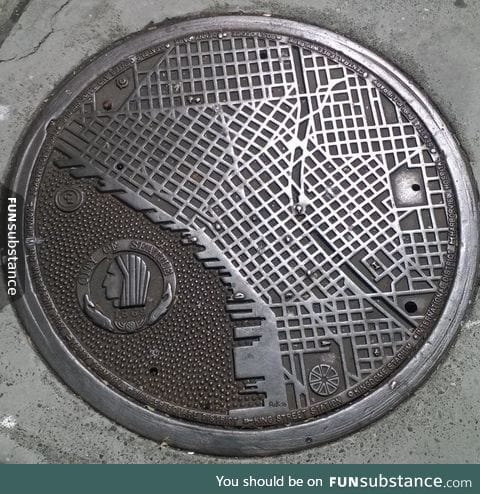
8, 17, 479, 456
77, 240, 175, 333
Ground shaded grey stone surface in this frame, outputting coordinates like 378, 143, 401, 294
0, 0, 479, 463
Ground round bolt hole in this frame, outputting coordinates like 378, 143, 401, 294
116, 163, 124, 170
116, 77, 129, 89
411, 183, 421, 192
102, 100, 113, 111
149, 367, 159, 376
404, 301, 418, 314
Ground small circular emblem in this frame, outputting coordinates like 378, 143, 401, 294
77, 239, 175, 333
308, 364, 340, 396
55, 186, 84, 212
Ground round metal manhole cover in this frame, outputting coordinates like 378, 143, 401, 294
8, 16, 478, 455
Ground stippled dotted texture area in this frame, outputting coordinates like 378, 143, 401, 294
34, 163, 263, 414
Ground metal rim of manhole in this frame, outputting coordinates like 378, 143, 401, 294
7, 16, 479, 456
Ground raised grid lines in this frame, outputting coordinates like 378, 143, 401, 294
55, 33, 452, 410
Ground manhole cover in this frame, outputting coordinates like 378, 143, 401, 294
7, 16, 478, 455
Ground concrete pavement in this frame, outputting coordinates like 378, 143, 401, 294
0, 0, 479, 463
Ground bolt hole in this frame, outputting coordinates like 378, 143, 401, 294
404, 301, 418, 314
116, 163, 124, 170
259, 49, 268, 59
149, 367, 159, 376
102, 100, 113, 111
411, 183, 421, 192
116, 77, 129, 89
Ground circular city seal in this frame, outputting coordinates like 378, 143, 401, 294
77, 240, 176, 333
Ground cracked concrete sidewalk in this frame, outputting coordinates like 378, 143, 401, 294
1, 0, 480, 464
0, 0, 72, 63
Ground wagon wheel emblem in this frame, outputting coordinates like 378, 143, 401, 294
308, 364, 340, 396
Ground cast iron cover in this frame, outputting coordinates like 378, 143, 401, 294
7, 16, 478, 455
